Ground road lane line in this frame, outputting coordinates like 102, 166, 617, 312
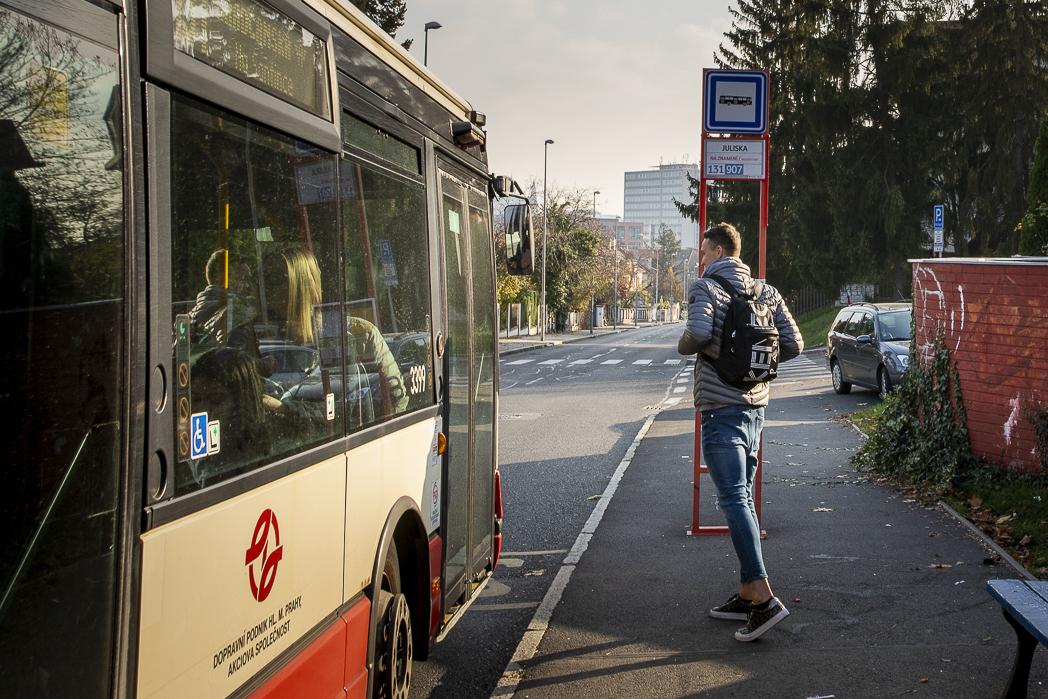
538, 359, 563, 365
525, 377, 544, 385
505, 359, 534, 365
569, 359, 593, 365
673, 386, 687, 393
663, 359, 681, 365
501, 549, 570, 557
632, 359, 652, 366
490, 365, 686, 699
600, 359, 623, 365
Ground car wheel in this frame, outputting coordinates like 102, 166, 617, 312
831, 360, 851, 395
878, 366, 893, 400
373, 544, 412, 699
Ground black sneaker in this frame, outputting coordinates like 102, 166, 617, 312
708, 594, 752, 620
734, 597, 790, 642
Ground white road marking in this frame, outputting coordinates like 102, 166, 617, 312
569, 359, 593, 365
505, 359, 534, 365
472, 602, 541, 612
663, 359, 681, 365
538, 359, 563, 365
673, 386, 688, 393
601, 359, 623, 365
525, 377, 544, 385
490, 366, 687, 699
632, 359, 652, 366
676, 377, 689, 383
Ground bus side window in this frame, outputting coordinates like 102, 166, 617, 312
168, 95, 342, 495
340, 156, 434, 428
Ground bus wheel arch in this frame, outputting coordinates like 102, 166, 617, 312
367, 498, 431, 699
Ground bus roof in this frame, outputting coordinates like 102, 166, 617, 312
307, 0, 475, 122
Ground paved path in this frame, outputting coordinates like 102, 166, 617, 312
497, 352, 1048, 698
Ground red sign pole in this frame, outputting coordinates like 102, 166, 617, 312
688, 73, 771, 538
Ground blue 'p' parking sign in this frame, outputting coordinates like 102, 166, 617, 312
933, 204, 944, 231
703, 69, 769, 135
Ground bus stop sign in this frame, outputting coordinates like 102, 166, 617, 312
703, 69, 769, 135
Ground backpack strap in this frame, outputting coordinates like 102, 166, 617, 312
707, 274, 745, 300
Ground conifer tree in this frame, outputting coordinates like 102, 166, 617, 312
1019, 109, 1048, 255
351, 0, 408, 38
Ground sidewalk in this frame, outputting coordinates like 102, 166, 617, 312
506, 378, 1048, 697
498, 323, 663, 357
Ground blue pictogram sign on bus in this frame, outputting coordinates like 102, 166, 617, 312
190, 411, 208, 459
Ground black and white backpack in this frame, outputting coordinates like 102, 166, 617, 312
705, 274, 780, 387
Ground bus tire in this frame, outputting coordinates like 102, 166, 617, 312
374, 545, 412, 699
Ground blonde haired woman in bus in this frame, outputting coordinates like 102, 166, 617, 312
277, 245, 323, 345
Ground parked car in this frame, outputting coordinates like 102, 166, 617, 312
826, 302, 912, 398
258, 340, 320, 392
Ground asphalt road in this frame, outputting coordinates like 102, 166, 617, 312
410, 330, 881, 699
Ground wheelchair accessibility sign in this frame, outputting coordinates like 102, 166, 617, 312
190, 411, 221, 459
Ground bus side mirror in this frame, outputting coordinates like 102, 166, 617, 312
504, 203, 534, 276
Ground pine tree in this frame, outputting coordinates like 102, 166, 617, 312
1019, 109, 1048, 254
350, 0, 408, 38
948, 0, 1048, 255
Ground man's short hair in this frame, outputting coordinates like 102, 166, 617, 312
704, 223, 741, 257
205, 249, 227, 286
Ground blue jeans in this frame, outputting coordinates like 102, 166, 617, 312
701, 405, 767, 582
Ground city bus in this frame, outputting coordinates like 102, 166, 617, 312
0, 0, 533, 696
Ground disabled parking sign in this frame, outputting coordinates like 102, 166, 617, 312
190, 412, 208, 459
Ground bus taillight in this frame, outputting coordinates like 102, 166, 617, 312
493, 469, 503, 569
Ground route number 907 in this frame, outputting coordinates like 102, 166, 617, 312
705, 164, 745, 177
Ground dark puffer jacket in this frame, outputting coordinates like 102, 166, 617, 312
677, 257, 803, 412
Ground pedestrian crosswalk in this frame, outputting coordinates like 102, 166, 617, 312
772, 353, 827, 383
501, 356, 690, 368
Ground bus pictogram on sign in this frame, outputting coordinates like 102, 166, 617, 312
245, 509, 283, 602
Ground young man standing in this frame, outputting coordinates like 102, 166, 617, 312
678, 222, 803, 642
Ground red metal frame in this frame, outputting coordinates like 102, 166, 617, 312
687, 116, 771, 538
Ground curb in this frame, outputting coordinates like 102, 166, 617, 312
937, 501, 1039, 581
847, 420, 1038, 581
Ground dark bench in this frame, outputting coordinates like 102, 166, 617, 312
987, 579, 1048, 698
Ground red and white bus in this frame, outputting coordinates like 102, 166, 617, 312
0, 0, 534, 696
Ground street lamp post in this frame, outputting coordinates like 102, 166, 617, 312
423, 21, 441, 67
541, 138, 554, 342
591, 191, 599, 335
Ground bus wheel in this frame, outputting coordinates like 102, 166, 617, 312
374, 547, 412, 699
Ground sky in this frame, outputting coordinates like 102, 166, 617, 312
399, 1, 735, 218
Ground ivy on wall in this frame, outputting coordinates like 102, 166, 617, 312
1025, 404, 1048, 473
852, 333, 975, 494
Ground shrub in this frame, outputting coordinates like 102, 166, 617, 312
852, 333, 975, 494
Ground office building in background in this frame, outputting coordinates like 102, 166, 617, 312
623, 162, 699, 249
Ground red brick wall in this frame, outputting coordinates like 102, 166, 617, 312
912, 259, 1048, 473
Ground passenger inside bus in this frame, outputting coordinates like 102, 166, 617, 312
188, 249, 260, 355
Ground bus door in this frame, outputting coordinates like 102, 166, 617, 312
0, 1, 128, 694
437, 165, 496, 608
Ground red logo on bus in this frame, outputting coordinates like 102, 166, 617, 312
245, 509, 283, 602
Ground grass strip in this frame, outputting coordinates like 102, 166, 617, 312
795, 304, 840, 349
